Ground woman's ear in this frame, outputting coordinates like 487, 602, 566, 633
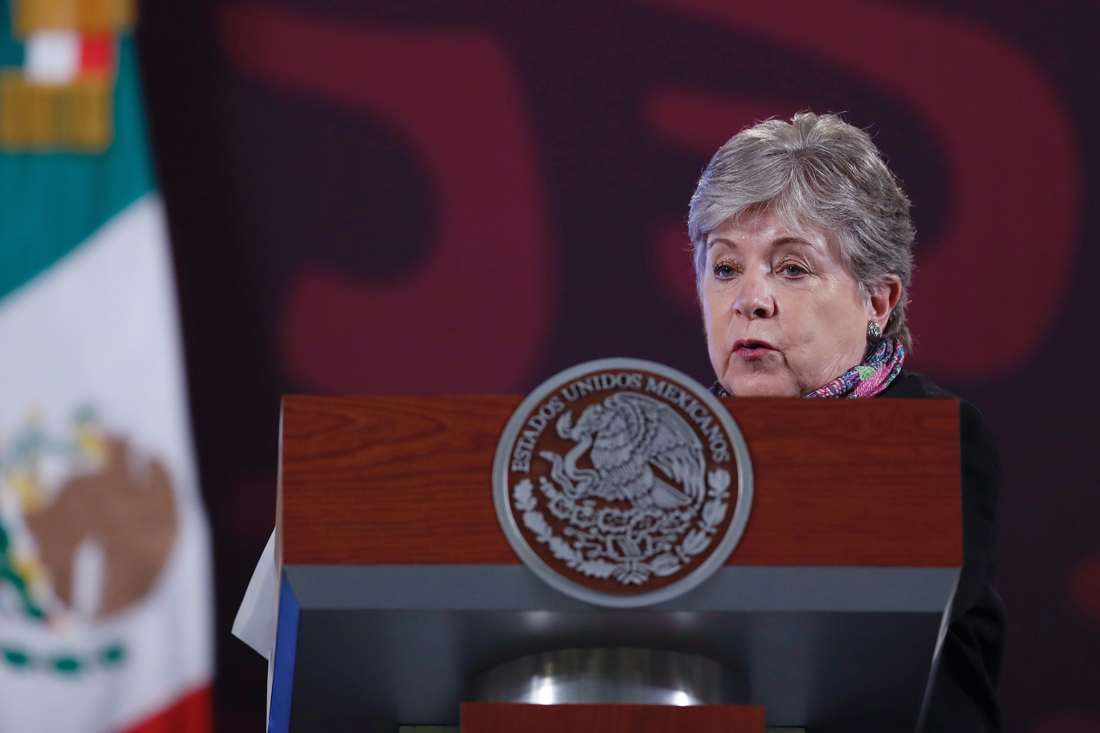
868, 275, 902, 324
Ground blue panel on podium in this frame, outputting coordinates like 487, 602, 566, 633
269, 573, 300, 733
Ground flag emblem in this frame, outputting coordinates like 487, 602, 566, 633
0, 0, 133, 151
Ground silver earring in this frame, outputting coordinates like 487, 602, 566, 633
867, 321, 882, 340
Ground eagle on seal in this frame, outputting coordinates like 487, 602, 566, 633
539, 392, 706, 509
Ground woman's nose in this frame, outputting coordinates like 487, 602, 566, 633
733, 273, 776, 319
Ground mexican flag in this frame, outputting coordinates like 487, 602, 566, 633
0, 1, 213, 731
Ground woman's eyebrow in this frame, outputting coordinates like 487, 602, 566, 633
707, 236, 739, 250
772, 235, 815, 248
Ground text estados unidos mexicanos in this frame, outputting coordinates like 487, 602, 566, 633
509, 372, 731, 473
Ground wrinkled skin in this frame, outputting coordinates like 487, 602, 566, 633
702, 209, 900, 397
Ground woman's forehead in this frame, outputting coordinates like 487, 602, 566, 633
706, 210, 830, 250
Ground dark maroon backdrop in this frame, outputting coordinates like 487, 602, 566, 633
135, 0, 1100, 730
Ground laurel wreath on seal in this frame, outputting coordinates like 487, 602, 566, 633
513, 468, 732, 585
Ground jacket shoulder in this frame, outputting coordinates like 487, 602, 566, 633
878, 372, 999, 468
877, 370, 956, 400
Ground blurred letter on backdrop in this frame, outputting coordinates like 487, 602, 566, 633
0, 0, 213, 731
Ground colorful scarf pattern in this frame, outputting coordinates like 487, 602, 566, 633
710, 337, 905, 399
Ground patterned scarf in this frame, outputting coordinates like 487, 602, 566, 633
710, 337, 905, 399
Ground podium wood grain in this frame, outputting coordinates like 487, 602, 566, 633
279, 395, 961, 567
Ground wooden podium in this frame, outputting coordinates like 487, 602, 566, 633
270, 395, 961, 733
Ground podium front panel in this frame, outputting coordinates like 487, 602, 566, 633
273, 396, 962, 733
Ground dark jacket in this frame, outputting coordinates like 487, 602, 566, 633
878, 370, 1005, 732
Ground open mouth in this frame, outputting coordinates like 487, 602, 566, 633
733, 339, 776, 357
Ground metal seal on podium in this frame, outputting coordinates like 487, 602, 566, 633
493, 358, 753, 607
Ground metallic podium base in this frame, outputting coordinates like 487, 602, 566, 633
277, 564, 954, 731
467, 648, 749, 706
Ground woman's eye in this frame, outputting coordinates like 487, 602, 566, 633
780, 263, 807, 277
713, 263, 738, 279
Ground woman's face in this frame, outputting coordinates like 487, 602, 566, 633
702, 209, 894, 397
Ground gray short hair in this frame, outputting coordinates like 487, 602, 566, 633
688, 112, 915, 351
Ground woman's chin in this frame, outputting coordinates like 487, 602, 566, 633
722, 371, 801, 397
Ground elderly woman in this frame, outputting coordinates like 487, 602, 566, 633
690, 113, 1004, 731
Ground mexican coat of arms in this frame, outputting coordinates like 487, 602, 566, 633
493, 358, 752, 607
